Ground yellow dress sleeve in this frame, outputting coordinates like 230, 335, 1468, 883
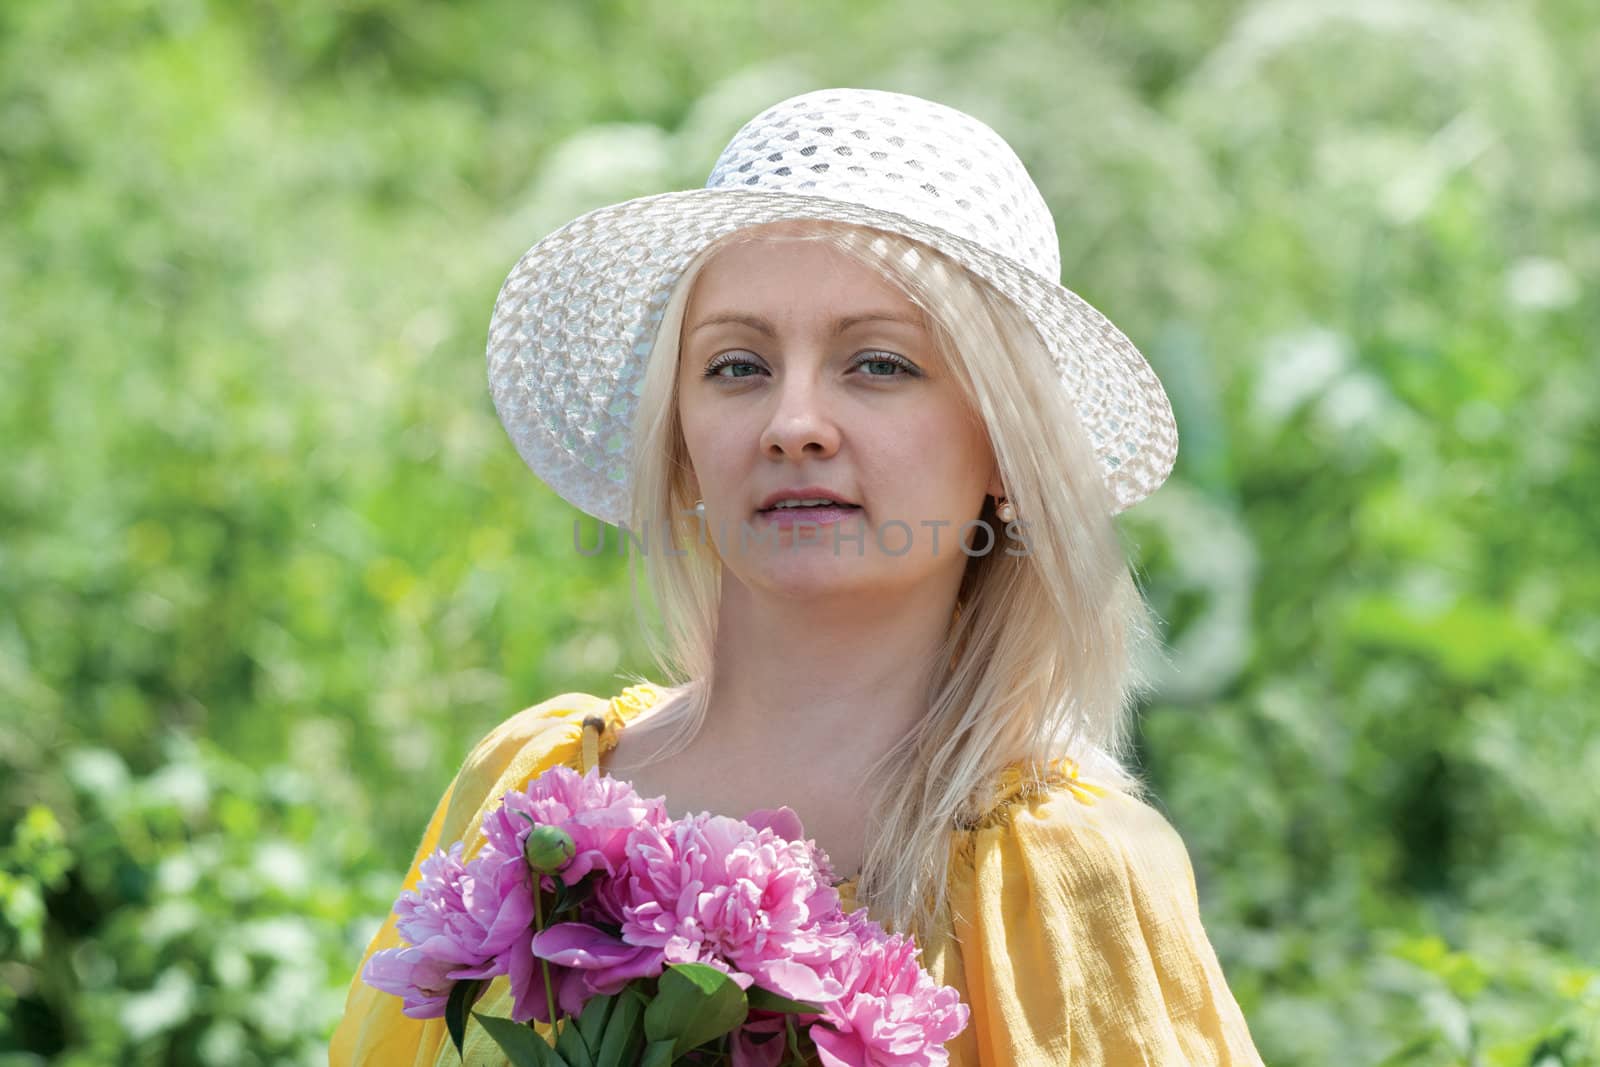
328, 691, 613, 1067
937, 768, 1265, 1066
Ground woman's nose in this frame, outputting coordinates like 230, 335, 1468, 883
759, 372, 841, 459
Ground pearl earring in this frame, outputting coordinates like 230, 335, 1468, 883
995, 495, 1016, 523
692, 498, 706, 518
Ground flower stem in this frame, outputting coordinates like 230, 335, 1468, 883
532, 877, 559, 1035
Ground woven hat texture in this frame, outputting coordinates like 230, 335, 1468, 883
487, 87, 1178, 524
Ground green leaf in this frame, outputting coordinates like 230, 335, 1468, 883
473, 1011, 567, 1067
554, 997, 599, 1067
594, 989, 646, 1067
639, 1038, 677, 1067
574, 992, 615, 1045
445, 979, 485, 1060
642, 963, 748, 1057
745, 987, 824, 1015
785, 1015, 806, 1066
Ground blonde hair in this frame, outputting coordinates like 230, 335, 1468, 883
619, 220, 1160, 936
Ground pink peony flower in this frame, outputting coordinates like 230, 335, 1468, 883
808, 909, 970, 1067
504, 930, 593, 1024
364, 765, 656, 1024
747, 805, 839, 887
483, 765, 669, 886
535, 811, 846, 1004
526, 918, 667, 994
362, 943, 458, 1019
360, 841, 536, 1018
730, 1013, 796, 1067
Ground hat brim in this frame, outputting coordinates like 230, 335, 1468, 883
486, 187, 1177, 525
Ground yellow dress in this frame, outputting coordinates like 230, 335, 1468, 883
330, 683, 1265, 1066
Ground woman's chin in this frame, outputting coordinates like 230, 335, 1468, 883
733, 553, 932, 603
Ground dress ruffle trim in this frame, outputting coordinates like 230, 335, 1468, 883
976, 754, 1109, 826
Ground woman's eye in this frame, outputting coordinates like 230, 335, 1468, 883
705, 353, 765, 379
853, 351, 919, 377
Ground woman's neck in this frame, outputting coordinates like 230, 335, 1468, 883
697, 574, 958, 777
602, 570, 963, 880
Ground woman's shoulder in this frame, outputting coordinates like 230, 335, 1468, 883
463, 680, 665, 764
437, 681, 668, 848
956, 757, 1203, 906
945, 761, 1265, 1064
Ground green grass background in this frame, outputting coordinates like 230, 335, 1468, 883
2, 1, 1597, 1063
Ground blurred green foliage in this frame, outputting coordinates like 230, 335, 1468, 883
3, 0, 1597, 1064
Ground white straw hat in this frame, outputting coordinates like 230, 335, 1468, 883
486, 87, 1177, 524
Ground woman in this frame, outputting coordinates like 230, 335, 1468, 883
332, 87, 1264, 1065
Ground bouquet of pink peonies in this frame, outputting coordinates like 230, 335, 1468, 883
363, 765, 970, 1066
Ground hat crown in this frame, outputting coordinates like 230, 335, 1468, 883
705, 88, 1062, 282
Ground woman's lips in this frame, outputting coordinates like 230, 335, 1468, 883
754, 505, 862, 528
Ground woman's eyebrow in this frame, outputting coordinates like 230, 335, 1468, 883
689, 313, 777, 337
688, 311, 925, 337
831, 311, 924, 335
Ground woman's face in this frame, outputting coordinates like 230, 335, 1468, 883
676, 227, 1002, 601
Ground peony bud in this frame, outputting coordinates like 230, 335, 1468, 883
522, 824, 575, 875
